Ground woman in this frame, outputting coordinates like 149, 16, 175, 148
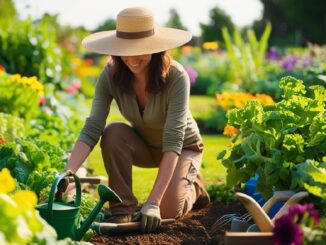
64, 6, 210, 233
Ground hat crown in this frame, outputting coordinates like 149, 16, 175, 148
117, 7, 155, 33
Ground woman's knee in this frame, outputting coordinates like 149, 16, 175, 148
100, 122, 129, 148
160, 185, 190, 219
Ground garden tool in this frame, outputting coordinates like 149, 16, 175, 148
210, 190, 297, 234
68, 176, 108, 184
235, 191, 308, 232
36, 171, 122, 241
91, 218, 175, 235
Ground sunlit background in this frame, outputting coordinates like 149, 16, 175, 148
14, 0, 263, 35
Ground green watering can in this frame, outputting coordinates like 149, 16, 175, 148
36, 171, 121, 241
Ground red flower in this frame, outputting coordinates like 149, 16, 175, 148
84, 59, 93, 66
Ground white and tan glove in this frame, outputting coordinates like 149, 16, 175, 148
140, 202, 161, 233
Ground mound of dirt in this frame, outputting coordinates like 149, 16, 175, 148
90, 201, 246, 245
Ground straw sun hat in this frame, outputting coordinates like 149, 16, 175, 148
82, 6, 192, 56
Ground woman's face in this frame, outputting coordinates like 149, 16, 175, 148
121, 54, 152, 75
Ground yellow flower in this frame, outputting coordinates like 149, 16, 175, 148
12, 190, 38, 210
223, 125, 238, 137
255, 94, 274, 105
10, 74, 21, 83
9, 74, 44, 97
203, 41, 218, 50
0, 168, 16, 194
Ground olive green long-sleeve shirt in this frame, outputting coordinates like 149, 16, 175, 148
78, 60, 203, 155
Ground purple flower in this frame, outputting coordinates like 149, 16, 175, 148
282, 55, 299, 71
273, 215, 303, 245
301, 55, 312, 68
184, 66, 198, 85
288, 204, 320, 225
266, 46, 281, 61
288, 204, 306, 219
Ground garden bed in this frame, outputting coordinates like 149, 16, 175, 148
90, 200, 245, 245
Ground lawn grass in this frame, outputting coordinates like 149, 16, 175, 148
85, 96, 228, 203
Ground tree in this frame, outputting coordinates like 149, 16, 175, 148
255, 0, 326, 46
200, 6, 234, 42
0, 0, 17, 25
93, 18, 116, 32
165, 8, 188, 30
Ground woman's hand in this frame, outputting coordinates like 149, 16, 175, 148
140, 202, 161, 233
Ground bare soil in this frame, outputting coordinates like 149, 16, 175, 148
90, 200, 245, 245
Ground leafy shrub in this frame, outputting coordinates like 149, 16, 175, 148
28, 93, 85, 151
0, 17, 64, 88
207, 183, 237, 203
0, 71, 43, 121
0, 139, 66, 197
0, 168, 58, 244
206, 92, 274, 133
0, 113, 25, 142
218, 76, 326, 198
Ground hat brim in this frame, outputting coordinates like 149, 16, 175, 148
82, 27, 192, 56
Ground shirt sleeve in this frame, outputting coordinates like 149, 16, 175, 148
77, 66, 113, 149
163, 67, 190, 155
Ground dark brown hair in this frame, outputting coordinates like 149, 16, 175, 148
110, 52, 171, 94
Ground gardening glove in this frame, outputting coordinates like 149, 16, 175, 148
140, 202, 161, 233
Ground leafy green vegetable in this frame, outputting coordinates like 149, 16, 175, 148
218, 76, 326, 198
0, 139, 66, 197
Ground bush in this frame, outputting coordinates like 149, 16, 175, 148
0, 17, 64, 89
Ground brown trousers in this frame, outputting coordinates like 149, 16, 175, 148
100, 122, 203, 219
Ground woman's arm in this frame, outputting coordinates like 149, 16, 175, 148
140, 151, 178, 233
147, 151, 179, 205
64, 140, 91, 173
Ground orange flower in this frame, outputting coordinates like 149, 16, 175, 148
0, 137, 7, 145
223, 125, 238, 137
181, 45, 192, 54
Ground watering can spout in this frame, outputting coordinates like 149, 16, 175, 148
76, 184, 122, 241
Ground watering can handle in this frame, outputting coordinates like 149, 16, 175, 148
47, 170, 82, 218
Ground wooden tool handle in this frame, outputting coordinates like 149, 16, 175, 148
98, 218, 175, 234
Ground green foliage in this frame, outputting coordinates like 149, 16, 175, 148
207, 183, 237, 203
218, 76, 326, 198
257, 0, 326, 46
293, 160, 326, 200
93, 18, 116, 32
222, 22, 272, 85
0, 113, 25, 141
0, 17, 64, 88
200, 6, 234, 42
165, 8, 188, 30
28, 93, 85, 151
0, 73, 41, 121
0, 0, 17, 25
0, 139, 66, 196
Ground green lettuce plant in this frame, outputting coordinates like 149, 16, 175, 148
218, 76, 326, 198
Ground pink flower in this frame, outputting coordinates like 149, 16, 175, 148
66, 86, 76, 94
273, 215, 303, 245
288, 203, 320, 225
71, 80, 81, 90
39, 96, 45, 105
184, 66, 198, 85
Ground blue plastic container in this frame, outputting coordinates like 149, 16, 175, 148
244, 176, 284, 218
